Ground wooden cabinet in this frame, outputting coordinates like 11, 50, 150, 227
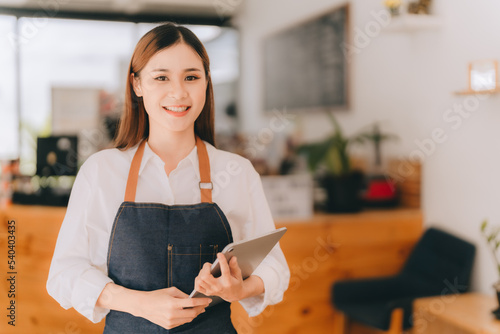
0, 205, 422, 334
412, 293, 500, 334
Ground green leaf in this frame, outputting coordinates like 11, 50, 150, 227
481, 220, 488, 232
296, 140, 332, 172
349, 134, 368, 145
327, 137, 350, 175
326, 112, 343, 137
325, 147, 342, 176
379, 134, 399, 141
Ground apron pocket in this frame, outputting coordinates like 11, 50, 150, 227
168, 244, 218, 294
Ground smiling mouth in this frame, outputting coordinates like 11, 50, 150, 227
163, 106, 191, 113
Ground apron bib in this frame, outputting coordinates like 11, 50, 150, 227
103, 137, 236, 334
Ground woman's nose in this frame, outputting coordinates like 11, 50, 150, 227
168, 80, 188, 99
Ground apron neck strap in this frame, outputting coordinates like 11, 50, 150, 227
124, 136, 212, 203
196, 136, 213, 203
124, 139, 146, 203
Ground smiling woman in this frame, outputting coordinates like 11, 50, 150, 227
131, 44, 208, 151
46, 22, 290, 334
113, 24, 216, 151
132, 43, 210, 175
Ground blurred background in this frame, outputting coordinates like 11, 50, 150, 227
1, 0, 500, 333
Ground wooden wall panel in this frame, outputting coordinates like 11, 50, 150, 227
0, 205, 105, 334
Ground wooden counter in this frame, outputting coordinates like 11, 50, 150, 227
0, 205, 422, 334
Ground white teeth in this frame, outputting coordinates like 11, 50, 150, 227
164, 106, 189, 112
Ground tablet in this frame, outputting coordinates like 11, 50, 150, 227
189, 227, 287, 306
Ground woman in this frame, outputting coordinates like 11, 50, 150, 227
46, 23, 290, 333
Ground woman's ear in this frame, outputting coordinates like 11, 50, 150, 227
131, 73, 142, 97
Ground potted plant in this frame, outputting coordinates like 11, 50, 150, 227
480, 219, 500, 319
384, 0, 402, 16
297, 112, 367, 213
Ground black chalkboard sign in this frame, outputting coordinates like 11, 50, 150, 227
263, 6, 348, 112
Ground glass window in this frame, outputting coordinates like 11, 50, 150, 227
202, 27, 239, 133
3, 18, 239, 175
18, 18, 136, 174
0, 15, 18, 160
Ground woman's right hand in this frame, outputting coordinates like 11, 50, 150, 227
134, 287, 212, 329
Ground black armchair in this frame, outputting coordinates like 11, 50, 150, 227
331, 227, 476, 332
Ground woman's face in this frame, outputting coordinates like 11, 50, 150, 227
133, 42, 207, 136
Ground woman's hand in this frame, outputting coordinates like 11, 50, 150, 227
194, 253, 246, 302
133, 287, 211, 329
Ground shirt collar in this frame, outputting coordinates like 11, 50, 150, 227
135, 139, 203, 179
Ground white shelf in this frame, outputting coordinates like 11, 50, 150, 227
454, 88, 500, 96
384, 14, 442, 33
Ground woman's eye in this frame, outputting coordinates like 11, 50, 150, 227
185, 76, 200, 81
155, 76, 168, 81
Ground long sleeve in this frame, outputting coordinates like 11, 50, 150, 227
238, 166, 290, 317
46, 162, 113, 323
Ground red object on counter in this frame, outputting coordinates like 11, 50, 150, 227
364, 178, 397, 200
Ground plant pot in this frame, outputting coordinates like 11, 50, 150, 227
322, 171, 364, 213
493, 283, 500, 319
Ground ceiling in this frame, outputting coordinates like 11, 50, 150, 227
0, 0, 242, 24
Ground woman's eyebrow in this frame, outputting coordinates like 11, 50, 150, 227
151, 68, 202, 72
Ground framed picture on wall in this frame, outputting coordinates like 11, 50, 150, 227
263, 5, 349, 113
469, 59, 498, 92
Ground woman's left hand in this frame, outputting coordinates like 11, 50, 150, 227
194, 253, 245, 302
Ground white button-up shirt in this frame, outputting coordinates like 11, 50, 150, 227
46, 140, 290, 323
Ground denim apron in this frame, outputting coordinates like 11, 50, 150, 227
103, 136, 237, 334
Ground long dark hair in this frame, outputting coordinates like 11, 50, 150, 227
113, 22, 215, 150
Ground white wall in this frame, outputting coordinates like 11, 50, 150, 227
234, 0, 500, 295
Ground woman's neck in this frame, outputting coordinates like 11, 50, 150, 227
147, 127, 197, 174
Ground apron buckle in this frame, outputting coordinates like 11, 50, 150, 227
199, 182, 213, 190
